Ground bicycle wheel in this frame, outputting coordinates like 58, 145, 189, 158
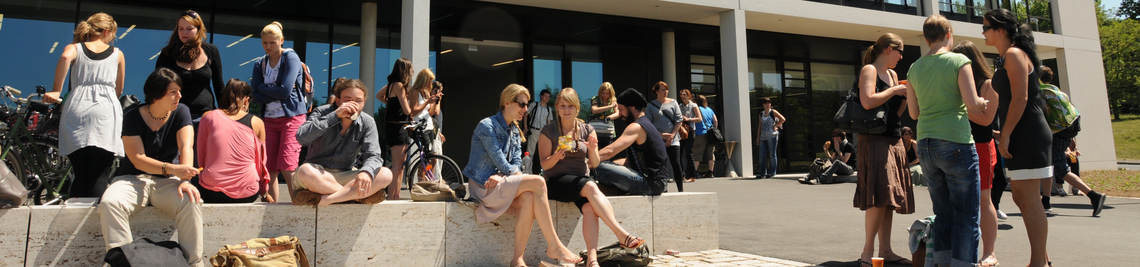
2, 152, 39, 205
404, 154, 466, 198
28, 138, 72, 205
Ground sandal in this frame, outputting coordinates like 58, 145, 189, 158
586, 260, 600, 267
980, 255, 999, 267
857, 259, 872, 267
885, 257, 912, 265
621, 235, 645, 249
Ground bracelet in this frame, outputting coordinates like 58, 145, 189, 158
181, 180, 191, 184
162, 162, 169, 176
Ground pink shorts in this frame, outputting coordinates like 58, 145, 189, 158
264, 114, 306, 172
976, 141, 996, 190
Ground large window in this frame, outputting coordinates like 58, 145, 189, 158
810, 62, 858, 158
533, 44, 562, 100
0, 0, 78, 95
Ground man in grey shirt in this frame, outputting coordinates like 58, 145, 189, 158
291, 79, 393, 206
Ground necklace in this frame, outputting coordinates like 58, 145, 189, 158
147, 106, 170, 121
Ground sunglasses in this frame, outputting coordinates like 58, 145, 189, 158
513, 101, 528, 109
982, 25, 997, 32
183, 11, 199, 20
892, 47, 904, 53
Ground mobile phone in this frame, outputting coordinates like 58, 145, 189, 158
432, 87, 441, 95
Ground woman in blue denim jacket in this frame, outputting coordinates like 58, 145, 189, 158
462, 84, 581, 267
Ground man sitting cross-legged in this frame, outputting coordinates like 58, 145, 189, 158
291, 78, 393, 206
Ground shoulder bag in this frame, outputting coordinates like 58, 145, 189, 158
833, 81, 888, 135
210, 236, 309, 267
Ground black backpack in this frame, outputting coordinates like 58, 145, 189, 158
105, 238, 190, 267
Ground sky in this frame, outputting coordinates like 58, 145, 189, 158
1104, 0, 1124, 13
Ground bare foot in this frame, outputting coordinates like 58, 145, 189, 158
546, 245, 581, 264
980, 254, 999, 267
510, 257, 528, 267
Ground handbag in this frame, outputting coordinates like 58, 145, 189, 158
679, 122, 691, 140
210, 235, 309, 267
410, 178, 466, 202
833, 81, 888, 135
706, 127, 724, 143
0, 162, 27, 208
577, 242, 652, 267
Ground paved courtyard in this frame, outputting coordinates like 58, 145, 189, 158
649, 250, 814, 267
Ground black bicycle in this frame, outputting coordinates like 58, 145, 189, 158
398, 119, 465, 198
0, 85, 72, 205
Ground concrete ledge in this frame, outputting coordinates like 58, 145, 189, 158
0, 207, 29, 267
17, 192, 717, 266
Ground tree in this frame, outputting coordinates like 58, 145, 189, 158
1100, 1, 1140, 119
1120, 0, 1140, 20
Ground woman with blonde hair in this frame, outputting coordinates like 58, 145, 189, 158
156, 10, 224, 120
854, 32, 914, 266
406, 68, 442, 154
540, 88, 645, 267
251, 21, 308, 202
46, 12, 125, 198
589, 82, 621, 152
463, 84, 581, 267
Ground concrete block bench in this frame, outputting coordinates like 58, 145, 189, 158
12, 192, 717, 267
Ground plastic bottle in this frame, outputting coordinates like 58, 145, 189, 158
521, 152, 532, 174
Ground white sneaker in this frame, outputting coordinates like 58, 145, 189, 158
997, 210, 1008, 220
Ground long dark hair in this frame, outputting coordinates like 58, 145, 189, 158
951, 40, 994, 91
984, 9, 1040, 68
387, 58, 413, 85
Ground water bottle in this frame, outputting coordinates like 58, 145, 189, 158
521, 152, 533, 174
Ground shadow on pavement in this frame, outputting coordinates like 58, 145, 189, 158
818, 260, 913, 267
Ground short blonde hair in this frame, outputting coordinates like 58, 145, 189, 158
923, 15, 952, 43
597, 82, 616, 105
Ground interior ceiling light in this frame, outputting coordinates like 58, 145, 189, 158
237, 56, 261, 67
226, 34, 254, 48
0, 14, 5, 31
118, 25, 136, 40
149, 51, 161, 60
440, 49, 453, 54
492, 58, 523, 67
331, 42, 358, 53
331, 62, 353, 70
48, 42, 58, 54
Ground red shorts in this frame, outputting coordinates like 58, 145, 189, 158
264, 114, 306, 172
976, 141, 996, 190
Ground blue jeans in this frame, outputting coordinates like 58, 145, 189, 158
917, 139, 980, 267
757, 137, 778, 176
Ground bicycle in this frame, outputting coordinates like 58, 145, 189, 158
398, 119, 465, 198
0, 85, 73, 205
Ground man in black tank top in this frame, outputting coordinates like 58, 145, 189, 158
597, 89, 669, 194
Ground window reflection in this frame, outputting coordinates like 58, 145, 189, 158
0, 0, 76, 94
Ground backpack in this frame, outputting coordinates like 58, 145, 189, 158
1038, 84, 1080, 135
577, 242, 652, 267
260, 49, 315, 113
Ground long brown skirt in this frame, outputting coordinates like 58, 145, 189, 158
853, 135, 915, 214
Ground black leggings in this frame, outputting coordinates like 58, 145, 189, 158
991, 156, 1009, 210
680, 137, 697, 178
666, 145, 683, 192
67, 146, 116, 198
193, 178, 259, 203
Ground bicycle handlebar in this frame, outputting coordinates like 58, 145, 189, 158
3, 86, 22, 96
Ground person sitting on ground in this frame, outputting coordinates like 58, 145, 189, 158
195, 79, 272, 203
98, 68, 204, 267
462, 84, 582, 267
901, 127, 924, 186
801, 129, 856, 185
539, 87, 645, 267
291, 78, 392, 206
597, 88, 670, 195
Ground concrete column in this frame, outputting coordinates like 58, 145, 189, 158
662, 31, 677, 98
921, 0, 939, 16
401, 0, 431, 77
719, 10, 753, 177
1050, 0, 1117, 170
361, 2, 377, 113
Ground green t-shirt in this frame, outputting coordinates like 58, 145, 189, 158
907, 52, 974, 144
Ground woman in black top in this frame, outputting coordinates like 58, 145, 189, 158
156, 10, 223, 119
98, 68, 203, 266
953, 40, 1003, 267
375, 58, 414, 200
853, 33, 914, 266
983, 9, 1052, 267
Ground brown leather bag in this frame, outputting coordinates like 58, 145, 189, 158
679, 122, 692, 140
210, 236, 309, 267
